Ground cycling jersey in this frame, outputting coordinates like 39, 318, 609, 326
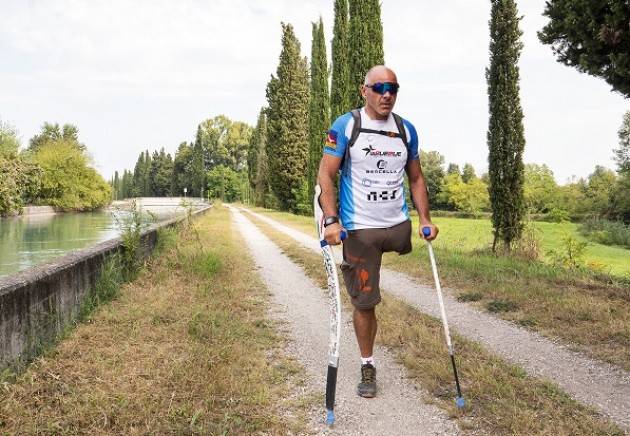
323, 108, 420, 230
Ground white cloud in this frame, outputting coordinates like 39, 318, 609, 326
0, 0, 627, 182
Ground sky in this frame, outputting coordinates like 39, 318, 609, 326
1, 0, 628, 184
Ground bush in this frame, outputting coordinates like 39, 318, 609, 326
579, 217, 630, 249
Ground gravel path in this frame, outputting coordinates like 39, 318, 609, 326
229, 207, 459, 435
242, 207, 630, 432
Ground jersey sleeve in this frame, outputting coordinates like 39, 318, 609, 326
323, 112, 352, 158
402, 119, 419, 161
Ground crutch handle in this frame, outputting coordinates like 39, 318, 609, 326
422, 226, 432, 238
320, 230, 347, 247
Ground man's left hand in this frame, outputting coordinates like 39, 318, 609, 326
420, 223, 439, 241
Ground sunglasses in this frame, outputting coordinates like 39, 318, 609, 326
365, 81, 400, 95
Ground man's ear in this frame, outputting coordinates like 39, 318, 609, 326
360, 84, 367, 98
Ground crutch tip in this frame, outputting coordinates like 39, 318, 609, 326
455, 397, 466, 409
325, 409, 335, 425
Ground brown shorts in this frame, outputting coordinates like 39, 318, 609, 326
341, 220, 412, 310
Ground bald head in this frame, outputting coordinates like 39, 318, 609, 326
364, 65, 397, 85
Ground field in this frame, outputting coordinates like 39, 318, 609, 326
251, 207, 630, 371
428, 216, 630, 277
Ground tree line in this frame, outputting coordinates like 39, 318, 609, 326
0, 121, 111, 216
114, 0, 629, 256
111, 115, 253, 202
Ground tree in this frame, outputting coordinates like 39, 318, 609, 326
195, 115, 252, 173
112, 171, 121, 200
253, 111, 271, 207
206, 165, 241, 202
419, 150, 445, 208
348, 0, 385, 108
446, 163, 461, 176
615, 111, 630, 174
586, 165, 617, 215
191, 128, 206, 198
438, 172, 490, 215
308, 18, 330, 205
523, 163, 560, 213
538, 1, 630, 97
121, 170, 133, 199
149, 148, 174, 196
172, 142, 194, 196
462, 163, 477, 183
28, 122, 86, 153
331, 0, 350, 120
487, 0, 526, 252
266, 23, 310, 211
611, 111, 630, 222
0, 119, 20, 157
33, 140, 110, 210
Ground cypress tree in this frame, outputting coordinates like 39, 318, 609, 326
112, 171, 120, 200
266, 23, 310, 211
248, 109, 265, 190
191, 127, 206, 198
131, 152, 144, 197
331, 0, 350, 120
254, 110, 270, 206
142, 150, 152, 196
486, 0, 526, 252
308, 18, 330, 202
348, 0, 385, 109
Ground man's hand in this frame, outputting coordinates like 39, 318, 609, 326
324, 222, 345, 246
420, 222, 439, 241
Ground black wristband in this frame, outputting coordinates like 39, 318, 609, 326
323, 216, 339, 227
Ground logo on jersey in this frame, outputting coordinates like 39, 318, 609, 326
367, 190, 398, 201
361, 145, 402, 157
361, 178, 379, 187
365, 159, 397, 174
325, 130, 337, 150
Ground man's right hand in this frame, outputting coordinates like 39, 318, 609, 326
324, 222, 344, 246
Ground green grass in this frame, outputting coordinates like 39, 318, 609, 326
0, 206, 309, 434
247, 212, 624, 436
247, 205, 630, 371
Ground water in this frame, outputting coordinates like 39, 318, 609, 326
0, 208, 184, 279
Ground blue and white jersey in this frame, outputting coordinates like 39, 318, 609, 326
324, 108, 420, 230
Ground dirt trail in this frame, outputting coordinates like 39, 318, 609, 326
242, 207, 630, 432
229, 207, 459, 435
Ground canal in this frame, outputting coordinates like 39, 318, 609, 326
0, 208, 184, 278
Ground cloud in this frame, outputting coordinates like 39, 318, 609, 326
0, 0, 626, 182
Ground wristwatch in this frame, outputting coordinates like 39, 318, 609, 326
323, 216, 340, 227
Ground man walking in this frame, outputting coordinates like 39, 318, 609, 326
317, 65, 438, 398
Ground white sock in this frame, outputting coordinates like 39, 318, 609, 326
361, 356, 375, 367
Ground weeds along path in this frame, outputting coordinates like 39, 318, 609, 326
0, 207, 309, 434
241, 207, 630, 432
229, 207, 459, 435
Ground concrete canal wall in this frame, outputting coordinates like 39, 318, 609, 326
0, 206, 211, 372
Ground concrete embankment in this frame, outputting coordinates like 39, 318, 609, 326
0, 206, 211, 372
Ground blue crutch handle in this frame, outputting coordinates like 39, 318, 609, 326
320, 230, 347, 247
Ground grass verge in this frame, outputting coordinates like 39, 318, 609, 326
246, 211, 623, 436
248, 206, 630, 371
0, 205, 309, 434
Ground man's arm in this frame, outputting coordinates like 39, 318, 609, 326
406, 159, 439, 240
317, 154, 344, 245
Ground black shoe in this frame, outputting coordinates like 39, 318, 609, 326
357, 363, 377, 398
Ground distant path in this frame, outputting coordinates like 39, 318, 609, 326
230, 207, 459, 435
241, 207, 630, 432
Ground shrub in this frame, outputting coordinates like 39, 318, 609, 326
579, 217, 630, 249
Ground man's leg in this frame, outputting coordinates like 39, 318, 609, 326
353, 307, 377, 358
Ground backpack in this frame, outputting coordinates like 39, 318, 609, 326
341, 109, 410, 172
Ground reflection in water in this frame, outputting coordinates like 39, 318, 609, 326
0, 208, 184, 278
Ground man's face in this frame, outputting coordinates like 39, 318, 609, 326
361, 69, 398, 119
